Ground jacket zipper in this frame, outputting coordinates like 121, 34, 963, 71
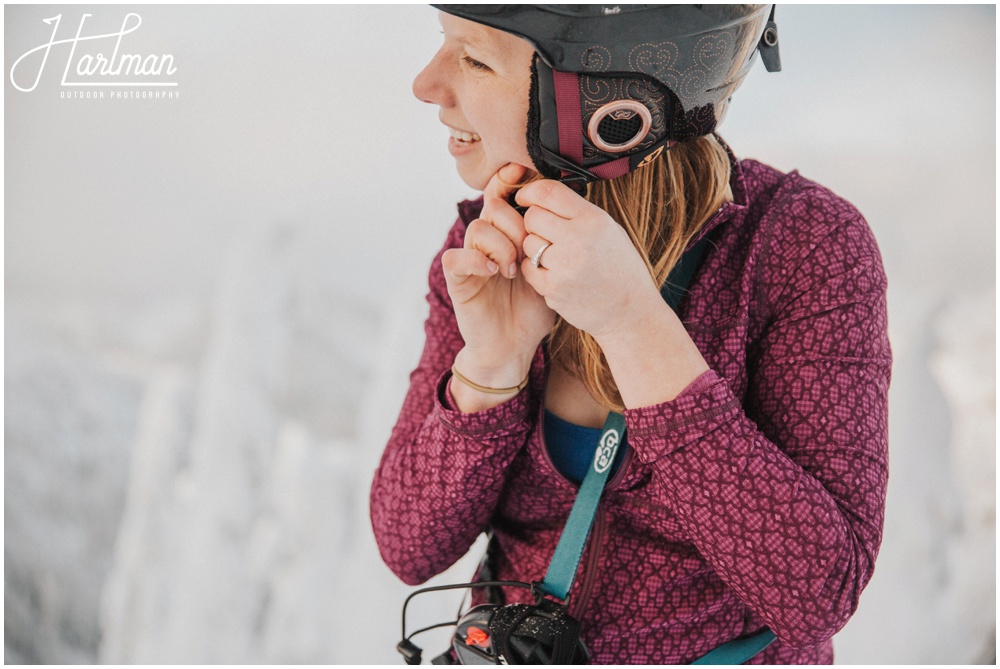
606, 439, 634, 492
567, 443, 634, 619
569, 505, 605, 619
537, 397, 636, 617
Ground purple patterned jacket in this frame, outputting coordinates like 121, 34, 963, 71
370, 155, 891, 664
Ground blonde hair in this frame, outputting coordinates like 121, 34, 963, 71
547, 134, 733, 411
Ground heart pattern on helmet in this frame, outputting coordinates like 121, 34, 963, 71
580, 46, 613, 73
628, 41, 680, 77
694, 32, 735, 72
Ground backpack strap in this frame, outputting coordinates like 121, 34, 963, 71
661, 233, 778, 664
692, 628, 776, 665
661, 234, 712, 312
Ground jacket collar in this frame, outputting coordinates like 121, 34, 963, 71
686, 135, 748, 249
457, 196, 483, 226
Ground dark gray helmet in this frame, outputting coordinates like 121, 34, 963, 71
433, 4, 781, 184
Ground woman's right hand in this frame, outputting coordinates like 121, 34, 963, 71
442, 164, 556, 404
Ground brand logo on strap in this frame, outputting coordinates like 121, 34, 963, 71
593, 429, 620, 474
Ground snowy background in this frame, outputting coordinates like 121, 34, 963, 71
4, 4, 995, 664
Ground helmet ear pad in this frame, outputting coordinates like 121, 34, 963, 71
525, 54, 672, 179
526, 57, 562, 180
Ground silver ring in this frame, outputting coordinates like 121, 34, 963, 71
530, 241, 552, 269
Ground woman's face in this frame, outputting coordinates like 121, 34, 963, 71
413, 13, 537, 191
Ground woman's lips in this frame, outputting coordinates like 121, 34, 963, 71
448, 135, 481, 157
448, 128, 481, 158
448, 127, 481, 143
446, 126, 481, 157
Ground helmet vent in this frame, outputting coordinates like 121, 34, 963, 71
587, 100, 652, 153
597, 114, 642, 146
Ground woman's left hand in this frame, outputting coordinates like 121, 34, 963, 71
514, 179, 661, 342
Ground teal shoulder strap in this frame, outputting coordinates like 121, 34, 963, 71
691, 629, 776, 664
661, 234, 711, 312
540, 411, 625, 600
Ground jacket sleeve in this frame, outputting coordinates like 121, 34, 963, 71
623, 190, 891, 648
370, 216, 537, 586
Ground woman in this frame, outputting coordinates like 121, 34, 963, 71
371, 5, 890, 664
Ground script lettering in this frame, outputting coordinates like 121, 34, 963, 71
10, 12, 178, 92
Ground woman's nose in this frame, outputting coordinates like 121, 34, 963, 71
412, 50, 454, 107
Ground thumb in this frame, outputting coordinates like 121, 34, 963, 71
485, 163, 529, 201
498, 163, 527, 188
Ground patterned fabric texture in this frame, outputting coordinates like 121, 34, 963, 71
370, 150, 891, 664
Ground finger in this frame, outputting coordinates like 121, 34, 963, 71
521, 203, 568, 243
483, 163, 529, 202
520, 254, 549, 296
514, 178, 588, 220
481, 196, 528, 260
466, 218, 520, 279
522, 234, 554, 269
442, 247, 499, 282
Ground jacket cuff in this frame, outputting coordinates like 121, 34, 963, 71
434, 369, 533, 440
623, 370, 742, 463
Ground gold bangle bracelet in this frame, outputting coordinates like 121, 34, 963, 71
451, 364, 529, 395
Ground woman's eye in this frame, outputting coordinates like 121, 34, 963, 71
462, 55, 492, 72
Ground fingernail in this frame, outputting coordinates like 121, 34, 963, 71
508, 263, 517, 278
486, 260, 499, 274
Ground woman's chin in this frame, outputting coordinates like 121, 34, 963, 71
454, 158, 492, 192
455, 157, 539, 193
456, 172, 489, 192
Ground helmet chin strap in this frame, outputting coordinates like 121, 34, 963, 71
534, 140, 676, 195
530, 139, 675, 200
537, 147, 597, 194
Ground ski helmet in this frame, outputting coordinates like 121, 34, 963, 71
432, 4, 781, 184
